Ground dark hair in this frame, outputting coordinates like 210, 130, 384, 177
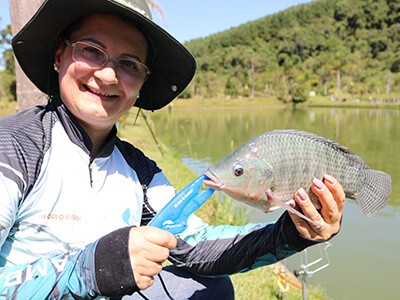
46, 17, 85, 96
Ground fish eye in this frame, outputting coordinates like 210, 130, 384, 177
233, 164, 244, 177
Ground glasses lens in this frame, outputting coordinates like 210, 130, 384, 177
70, 41, 150, 82
116, 58, 149, 81
73, 42, 107, 68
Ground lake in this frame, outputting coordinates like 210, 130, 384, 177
148, 106, 400, 300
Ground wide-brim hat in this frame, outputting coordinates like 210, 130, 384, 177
12, 0, 196, 110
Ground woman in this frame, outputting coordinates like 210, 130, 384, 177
0, 0, 345, 299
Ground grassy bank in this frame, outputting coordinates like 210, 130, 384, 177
170, 95, 400, 110
0, 101, 17, 115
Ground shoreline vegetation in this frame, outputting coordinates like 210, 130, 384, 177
1, 97, 397, 299
168, 95, 400, 111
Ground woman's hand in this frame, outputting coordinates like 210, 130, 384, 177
128, 226, 177, 290
290, 174, 345, 241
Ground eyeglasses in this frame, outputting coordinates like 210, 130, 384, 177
65, 40, 150, 82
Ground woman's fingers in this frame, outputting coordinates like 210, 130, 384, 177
290, 175, 345, 241
128, 226, 177, 290
321, 174, 346, 215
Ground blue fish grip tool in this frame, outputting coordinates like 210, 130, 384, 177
148, 174, 215, 235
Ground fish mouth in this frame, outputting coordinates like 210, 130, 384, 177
203, 170, 224, 191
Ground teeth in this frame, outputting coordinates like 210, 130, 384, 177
86, 85, 113, 97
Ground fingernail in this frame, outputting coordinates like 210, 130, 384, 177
324, 174, 336, 184
312, 177, 325, 190
298, 188, 308, 201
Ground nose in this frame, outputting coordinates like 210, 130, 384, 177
94, 62, 118, 84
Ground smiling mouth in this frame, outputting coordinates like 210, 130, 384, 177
84, 84, 116, 98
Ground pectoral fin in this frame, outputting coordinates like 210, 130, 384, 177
266, 190, 322, 228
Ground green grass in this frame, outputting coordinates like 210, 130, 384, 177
170, 96, 284, 109
170, 95, 400, 110
0, 101, 17, 116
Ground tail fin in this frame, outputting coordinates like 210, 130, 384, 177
356, 169, 391, 216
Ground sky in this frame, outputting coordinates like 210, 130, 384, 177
151, 0, 313, 42
1, 0, 312, 43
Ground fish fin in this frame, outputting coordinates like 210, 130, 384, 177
266, 190, 322, 228
356, 169, 391, 216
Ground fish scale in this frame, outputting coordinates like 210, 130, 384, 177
205, 129, 391, 217
260, 132, 354, 199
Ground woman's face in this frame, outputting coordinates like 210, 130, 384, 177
55, 14, 148, 132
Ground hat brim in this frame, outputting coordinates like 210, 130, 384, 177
12, 0, 196, 110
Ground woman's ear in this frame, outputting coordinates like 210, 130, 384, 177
54, 48, 63, 72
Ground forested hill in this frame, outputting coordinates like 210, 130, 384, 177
182, 0, 400, 102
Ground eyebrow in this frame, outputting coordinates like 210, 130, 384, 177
78, 37, 144, 63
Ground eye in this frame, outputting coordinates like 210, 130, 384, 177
80, 45, 104, 61
233, 164, 244, 177
118, 59, 140, 72
117, 58, 149, 79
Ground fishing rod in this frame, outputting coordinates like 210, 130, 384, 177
294, 242, 332, 300
134, 108, 165, 157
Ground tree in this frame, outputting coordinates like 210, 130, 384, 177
0, 25, 13, 73
0, 24, 16, 101
9, 0, 46, 111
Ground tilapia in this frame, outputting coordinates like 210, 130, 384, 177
203, 129, 391, 217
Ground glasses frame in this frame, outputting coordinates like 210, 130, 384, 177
64, 40, 151, 82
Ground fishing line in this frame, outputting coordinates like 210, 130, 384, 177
133, 107, 141, 125
137, 291, 150, 300
157, 273, 175, 300
134, 108, 165, 157
136, 274, 175, 300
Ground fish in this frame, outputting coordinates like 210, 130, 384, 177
203, 129, 391, 219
